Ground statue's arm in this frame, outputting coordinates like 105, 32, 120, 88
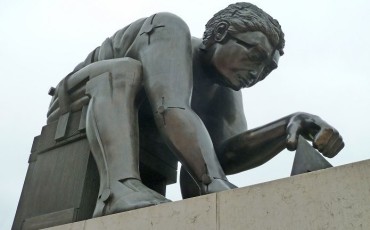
218, 111, 345, 175
138, 13, 226, 183
208, 88, 344, 175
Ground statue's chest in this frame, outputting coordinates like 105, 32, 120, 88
191, 80, 219, 119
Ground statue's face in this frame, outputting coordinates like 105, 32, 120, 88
211, 31, 276, 90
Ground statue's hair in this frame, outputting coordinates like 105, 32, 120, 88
203, 2, 285, 55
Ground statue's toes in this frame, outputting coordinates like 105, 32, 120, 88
201, 178, 237, 194
94, 179, 171, 217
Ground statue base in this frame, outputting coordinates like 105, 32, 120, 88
45, 159, 370, 230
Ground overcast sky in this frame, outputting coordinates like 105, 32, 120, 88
1, 0, 369, 229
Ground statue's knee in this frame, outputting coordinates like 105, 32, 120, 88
108, 58, 143, 89
85, 58, 143, 98
154, 101, 187, 126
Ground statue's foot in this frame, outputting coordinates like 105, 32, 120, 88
93, 179, 171, 217
201, 178, 237, 195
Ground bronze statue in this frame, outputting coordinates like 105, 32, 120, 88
46, 2, 344, 217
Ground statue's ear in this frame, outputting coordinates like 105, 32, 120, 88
213, 21, 229, 42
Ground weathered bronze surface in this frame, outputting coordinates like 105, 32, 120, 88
13, 2, 344, 229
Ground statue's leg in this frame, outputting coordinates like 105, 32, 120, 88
85, 60, 170, 217
137, 13, 236, 197
179, 166, 200, 199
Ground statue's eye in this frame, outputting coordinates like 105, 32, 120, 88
230, 35, 270, 63
235, 39, 254, 49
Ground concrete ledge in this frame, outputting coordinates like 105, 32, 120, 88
45, 159, 370, 230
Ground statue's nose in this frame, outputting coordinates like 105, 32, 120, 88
250, 65, 265, 81
249, 70, 258, 80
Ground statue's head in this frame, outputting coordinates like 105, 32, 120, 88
202, 2, 285, 90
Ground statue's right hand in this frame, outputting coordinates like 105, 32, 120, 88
286, 112, 344, 158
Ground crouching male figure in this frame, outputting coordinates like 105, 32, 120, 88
47, 2, 344, 217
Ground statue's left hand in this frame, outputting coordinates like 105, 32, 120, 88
285, 112, 344, 158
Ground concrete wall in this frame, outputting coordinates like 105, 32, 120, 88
45, 159, 370, 230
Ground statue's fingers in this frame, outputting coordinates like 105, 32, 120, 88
313, 128, 335, 152
322, 134, 342, 158
324, 136, 344, 158
334, 142, 345, 156
286, 122, 301, 151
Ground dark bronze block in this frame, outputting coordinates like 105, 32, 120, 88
13, 110, 177, 230
291, 136, 333, 176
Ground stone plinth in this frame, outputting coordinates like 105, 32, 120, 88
45, 159, 370, 230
